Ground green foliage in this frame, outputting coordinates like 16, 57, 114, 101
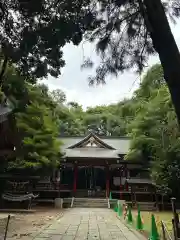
134, 64, 165, 100
2, 61, 180, 197
9, 84, 62, 171
51, 89, 66, 104
14, 104, 60, 169
0, 0, 179, 84
126, 64, 180, 197
0, 0, 96, 79
1, 66, 62, 172
80, 1, 180, 82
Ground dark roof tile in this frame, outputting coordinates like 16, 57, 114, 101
65, 148, 120, 159
59, 135, 130, 154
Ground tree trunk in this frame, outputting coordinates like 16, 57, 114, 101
0, 55, 8, 86
143, 0, 180, 125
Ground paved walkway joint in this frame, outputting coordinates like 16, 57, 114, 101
34, 208, 143, 240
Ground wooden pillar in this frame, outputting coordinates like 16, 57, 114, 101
120, 167, 123, 200
125, 165, 129, 191
131, 184, 134, 205
134, 187, 137, 204
155, 187, 159, 211
57, 169, 60, 197
52, 169, 56, 182
106, 165, 110, 198
59, 167, 62, 197
73, 164, 78, 196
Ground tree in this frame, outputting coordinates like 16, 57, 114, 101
5, 58, 180, 196
68, 102, 81, 109
81, 0, 180, 124
126, 64, 180, 197
1, 66, 62, 172
1, 0, 180, 125
1, 64, 29, 108
9, 84, 61, 172
134, 64, 164, 100
0, 0, 95, 83
2, 1, 180, 127
51, 89, 66, 104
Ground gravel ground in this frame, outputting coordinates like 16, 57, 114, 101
0, 207, 63, 239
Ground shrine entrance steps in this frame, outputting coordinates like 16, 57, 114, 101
72, 198, 109, 208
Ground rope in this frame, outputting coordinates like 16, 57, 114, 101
7, 181, 29, 189
2, 193, 38, 202
5, 192, 39, 198
2, 195, 31, 202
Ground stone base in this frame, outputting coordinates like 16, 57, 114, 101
118, 200, 125, 206
54, 198, 63, 208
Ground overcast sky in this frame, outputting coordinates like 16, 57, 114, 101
42, 19, 180, 109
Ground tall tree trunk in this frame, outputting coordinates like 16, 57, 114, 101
143, 0, 180, 125
0, 55, 8, 86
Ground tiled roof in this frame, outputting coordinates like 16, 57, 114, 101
67, 132, 116, 150
59, 132, 131, 158
65, 148, 120, 159
59, 136, 130, 154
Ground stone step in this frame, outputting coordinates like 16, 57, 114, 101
73, 202, 108, 206
73, 205, 108, 208
74, 202, 107, 205
74, 200, 107, 204
73, 204, 108, 207
73, 198, 108, 208
74, 199, 107, 202
74, 199, 107, 201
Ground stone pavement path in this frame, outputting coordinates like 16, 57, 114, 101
33, 208, 145, 240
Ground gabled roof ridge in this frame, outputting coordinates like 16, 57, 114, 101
91, 132, 115, 149
67, 132, 115, 150
59, 135, 131, 139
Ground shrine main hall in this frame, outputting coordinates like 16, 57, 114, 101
59, 132, 156, 202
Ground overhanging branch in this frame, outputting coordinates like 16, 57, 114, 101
0, 55, 8, 86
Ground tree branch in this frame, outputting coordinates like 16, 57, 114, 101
0, 55, 8, 86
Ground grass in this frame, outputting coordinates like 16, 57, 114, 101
132, 210, 174, 236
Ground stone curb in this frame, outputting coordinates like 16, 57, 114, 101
116, 214, 147, 240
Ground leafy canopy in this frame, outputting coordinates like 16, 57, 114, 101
126, 64, 180, 196
1, 66, 62, 172
81, 0, 180, 83
0, 0, 96, 79
8, 84, 61, 171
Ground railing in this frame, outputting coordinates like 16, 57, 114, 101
6, 180, 72, 192
161, 220, 173, 240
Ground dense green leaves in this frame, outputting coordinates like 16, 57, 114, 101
126, 64, 180, 197
0, 0, 96, 80
1, 67, 62, 172
1, 0, 180, 129
2, 61, 180, 197
81, 0, 179, 81
11, 85, 61, 170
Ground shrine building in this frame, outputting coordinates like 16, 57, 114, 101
59, 132, 157, 203
0, 106, 158, 207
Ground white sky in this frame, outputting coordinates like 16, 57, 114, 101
42, 19, 180, 109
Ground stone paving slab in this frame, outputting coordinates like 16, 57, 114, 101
33, 208, 145, 240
